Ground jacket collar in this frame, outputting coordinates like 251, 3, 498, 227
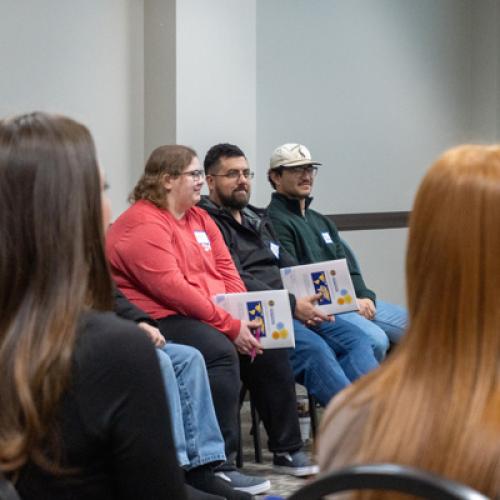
198, 195, 224, 215
198, 195, 265, 223
271, 192, 313, 216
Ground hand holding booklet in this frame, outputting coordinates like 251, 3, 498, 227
213, 289, 295, 349
280, 258, 359, 316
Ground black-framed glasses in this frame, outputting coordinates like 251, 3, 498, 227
285, 165, 318, 176
209, 169, 255, 180
179, 169, 205, 180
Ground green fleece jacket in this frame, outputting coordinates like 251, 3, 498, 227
267, 192, 376, 302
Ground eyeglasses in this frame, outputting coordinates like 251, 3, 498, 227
179, 170, 205, 180
209, 169, 255, 180
285, 165, 318, 177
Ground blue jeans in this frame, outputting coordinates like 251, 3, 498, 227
341, 300, 408, 362
288, 318, 379, 407
156, 343, 226, 470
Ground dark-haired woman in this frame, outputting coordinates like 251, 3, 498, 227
0, 112, 186, 499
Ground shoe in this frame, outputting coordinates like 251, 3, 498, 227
273, 450, 319, 477
186, 466, 254, 499
215, 470, 271, 495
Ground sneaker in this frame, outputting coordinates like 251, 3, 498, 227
186, 466, 253, 500
273, 450, 319, 477
215, 470, 271, 495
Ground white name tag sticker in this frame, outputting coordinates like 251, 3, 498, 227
321, 232, 333, 244
270, 242, 280, 259
194, 230, 211, 251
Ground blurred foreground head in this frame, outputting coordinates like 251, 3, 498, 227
0, 112, 111, 473
319, 145, 500, 498
407, 145, 500, 362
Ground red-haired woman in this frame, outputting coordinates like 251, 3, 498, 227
318, 145, 500, 498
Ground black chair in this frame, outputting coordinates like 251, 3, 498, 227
237, 385, 319, 467
287, 463, 489, 500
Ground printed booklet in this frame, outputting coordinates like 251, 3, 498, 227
280, 259, 359, 316
213, 289, 295, 349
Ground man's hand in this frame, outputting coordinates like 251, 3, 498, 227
138, 322, 166, 347
294, 293, 333, 327
233, 319, 264, 357
357, 298, 376, 320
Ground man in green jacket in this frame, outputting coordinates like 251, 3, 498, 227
267, 143, 407, 361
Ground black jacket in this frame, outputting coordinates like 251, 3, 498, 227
198, 196, 299, 314
113, 287, 157, 326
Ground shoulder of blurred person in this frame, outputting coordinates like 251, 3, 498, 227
76, 309, 154, 358
317, 377, 374, 474
15, 309, 185, 499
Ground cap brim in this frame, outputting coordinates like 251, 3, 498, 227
272, 159, 322, 169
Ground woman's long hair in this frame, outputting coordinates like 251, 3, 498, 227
0, 112, 112, 474
320, 145, 500, 497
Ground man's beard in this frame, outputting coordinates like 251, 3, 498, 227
219, 188, 250, 210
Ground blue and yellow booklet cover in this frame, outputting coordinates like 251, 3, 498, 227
280, 258, 359, 316
213, 289, 295, 349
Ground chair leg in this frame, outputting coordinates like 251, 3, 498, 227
308, 392, 318, 439
236, 403, 243, 468
237, 385, 248, 467
249, 395, 263, 463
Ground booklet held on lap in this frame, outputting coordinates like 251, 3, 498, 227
280, 258, 359, 316
213, 289, 295, 348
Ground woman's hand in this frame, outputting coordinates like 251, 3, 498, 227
138, 322, 166, 348
233, 319, 263, 357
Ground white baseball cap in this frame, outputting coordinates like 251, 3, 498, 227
269, 143, 322, 170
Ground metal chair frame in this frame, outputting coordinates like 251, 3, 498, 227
287, 463, 489, 500
237, 385, 318, 466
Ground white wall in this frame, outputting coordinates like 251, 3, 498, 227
255, 0, 477, 211
175, 0, 257, 186
470, 0, 500, 142
144, 0, 176, 166
254, 0, 500, 304
0, 0, 144, 217
342, 229, 408, 306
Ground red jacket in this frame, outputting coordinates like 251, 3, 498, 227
106, 200, 246, 339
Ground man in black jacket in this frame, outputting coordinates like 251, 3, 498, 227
199, 144, 379, 416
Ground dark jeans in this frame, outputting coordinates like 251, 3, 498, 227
159, 316, 302, 462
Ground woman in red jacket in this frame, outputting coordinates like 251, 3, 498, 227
107, 146, 270, 494
107, 145, 310, 491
